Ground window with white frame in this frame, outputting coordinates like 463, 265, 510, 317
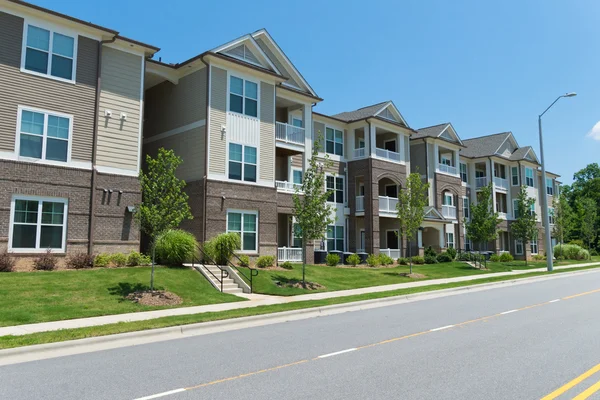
326, 175, 344, 204
465, 236, 472, 251
525, 167, 534, 187
546, 178, 554, 196
513, 199, 520, 219
548, 208, 555, 225
443, 192, 454, 206
326, 225, 344, 251
227, 210, 258, 252
511, 166, 519, 186
10, 196, 68, 252
228, 143, 256, 182
530, 203, 536, 217
515, 239, 524, 255
441, 155, 452, 166
530, 233, 538, 254
17, 108, 71, 162
23, 24, 76, 81
229, 76, 258, 117
292, 169, 303, 185
292, 223, 302, 248
446, 232, 455, 248
463, 197, 470, 219
460, 163, 468, 183
325, 127, 343, 156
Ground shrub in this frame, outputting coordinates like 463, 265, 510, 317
589, 248, 598, 257
553, 244, 590, 260
489, 254, 501, 262
446, 247, 457, 260
33, 250, 57, 271
379, 254, 394, 266
569, 239, 584, 248
532, 254, 545, 261
110, 253, 127, 268
204, 232, 241, 265
0, 251, 15, 272
346, 253, 361, 267
256, 255, 275, 268
424, 255, 438, 264
66, 252, 94, 269
397, 257, 408, 265
555, 255, 565, 261
280, 261, 293, 270
238, 254, 250, 268
436, 252, 453, 263
156, 229, 198, 266
424, 246, 437, 258
126, 251, 150, 267
94, 253, 111, 268
366, 254, 379, 267
325, 253, 340, 266
458, 252, 471, 261
411, 256, 425, 265
499, 252, 514, 262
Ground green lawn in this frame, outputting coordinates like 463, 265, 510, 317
0, 266, 243, 327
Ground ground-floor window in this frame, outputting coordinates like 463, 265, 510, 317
326, 225, 344, 251
10, 195, 68, 252
530, 234, 538, 255
465, 237, 472, 251
227, 210, 258, 252
292, 223, 302, 248
515, 239, 524, 255
446, 232, 454, 248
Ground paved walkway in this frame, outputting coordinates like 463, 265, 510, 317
2, 262, 599, 337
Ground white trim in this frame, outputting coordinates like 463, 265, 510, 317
207, 173, 274, 188
324, 125, 344, 158
136, 56, 145, 175
227, 73, 260, 118
227, 142, 258, 183
143, 120, 206, 144
291, 167, 303, 185
525, 166, 535, 187
95, 165, 138, 177
8, 194, 69, 253
206, 65, 212, 178
105, 41, 148, 57
226, 209, 259, 254
211, 34, 281, 75
373, 101, 408, 127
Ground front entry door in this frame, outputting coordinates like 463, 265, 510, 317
386, 230, 399, 249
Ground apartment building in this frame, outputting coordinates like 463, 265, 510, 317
0, 0, 157, 263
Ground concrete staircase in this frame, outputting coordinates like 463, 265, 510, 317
191, 264, 244, 294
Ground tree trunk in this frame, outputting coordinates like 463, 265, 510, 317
150, 242, 156, 291
408, 238, 412, 275
302, 238, 307, 289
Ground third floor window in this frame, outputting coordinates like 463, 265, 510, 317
325, 127, 343, 156
525, 167, 534, 187
24, 25, 76, 81
229, 76, 258, 118
460, 163, 468, 183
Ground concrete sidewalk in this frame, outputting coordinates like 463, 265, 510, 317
2, 262, 599, 337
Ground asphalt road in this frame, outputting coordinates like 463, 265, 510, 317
3, 271, 600, 400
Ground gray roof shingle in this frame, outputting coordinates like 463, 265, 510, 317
509, 146, 533, 161
412, 123, 449, 139
460, 132, 511, 158
331, 101, 390, 122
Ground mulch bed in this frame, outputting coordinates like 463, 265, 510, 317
398, 273, 427, 279
125, 290, 182, 306
274, 280, 326, 290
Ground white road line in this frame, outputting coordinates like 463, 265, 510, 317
429, 325, 454, 332
500, 309, 518, 315
133, 388, 186, 400
549, 299, 561, 303
318, 348, 357, 359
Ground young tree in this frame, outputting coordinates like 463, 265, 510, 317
134, 148, 192, 290
396, 172, 429, 274
578, 197, 598, 249
292, 134, 334, 288
464, 184, 500, 261
552, 195, 573, 257
511, 186, 537, 265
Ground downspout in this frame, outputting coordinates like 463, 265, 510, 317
88, 36, 116, 255
200, 54, 210, 244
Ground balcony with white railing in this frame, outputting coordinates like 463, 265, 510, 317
380, 248, 401, 260
437, 163, 457, 176
356, 196, 365, 212
379, 196, 399, 214
494, 177, 509, 190
475, 176, 488, 189
354, 148, 367, 159
498, 212, 508, 219
442, 205, 457, 219
276, 180, 302, 193
375, 147, 402, 163
275, 122, 305, 146
277, 247, 303, 262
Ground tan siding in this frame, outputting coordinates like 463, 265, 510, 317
314, 121, 325, 151
144, 68, 207, 138
259, 81, 275, 181
0, 12, 98, 160
255, 38, 301, 88
209, 66, 227, 175
291, 155, 303, 169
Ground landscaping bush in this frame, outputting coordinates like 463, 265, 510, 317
397, 257, 408, 265
366, 254, 379, 267
458, 252, 471, 261
238, 254, 250, 268
203, 232, 241, 265
424, 255, 438, 264
556, 255, 565, 261
569, 239, 584, 248
446, 247, 457, 260
256, 255, 275, 268
436, 252, 453, 263
94, 253, 111, 268
410, 256, 425, 265
379, 254, 394, 266
66, 252, 94, 269
110, 253, 127, 268
590, 248, 599, 257
499, 253, 514, 262
489, 254, 501, 262
156, 229, 198, 266
0, 250, 15, 272
553, 244, 590, 260
346, 253, 361, 267
33, 250, 57, 271
424, 246, 437, 258
280, 261, 293, 270
325, 253, 341, 266
532, 254, 545, 261
126, 251, 151, 266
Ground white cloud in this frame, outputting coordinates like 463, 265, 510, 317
587, 121, 600, 141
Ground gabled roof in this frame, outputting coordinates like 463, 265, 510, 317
510, 146, 540, 163
330, 101, 410, 128
423, 206, 446, 221
461, 132, 512, 158
413, 122, 465, 146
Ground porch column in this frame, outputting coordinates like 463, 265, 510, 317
433, 143, 439, 171
369, 124, 376, 157
439, 226, 445, 249
398, 133, 404, 162
490, 159, 497, 211
287, 156, 292, 182
454, 150, 460, 174
302, 103, 312, 171
348, 128, 355, 160
417, 229, 423, 248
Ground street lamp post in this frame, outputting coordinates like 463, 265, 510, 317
538, 92, 576, 272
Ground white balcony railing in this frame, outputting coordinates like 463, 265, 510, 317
475, 177, 488, 188
277, 247, 303, 262
276, 180, 302, 193
356, 196, 365, 212
354, 148, 366, 159
380, 248, 401, 260
498, 212, 508, 219
379, 196, 399, 213
275, 122, 305, 145
442, 205, 457, 219
494, 177, 509, 190
375, 147, 402, 162
437, 163, 457, 175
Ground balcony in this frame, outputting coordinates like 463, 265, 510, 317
498, 212, 507, 219
353, 148, 367, 159
276, 180, 302, 193
276, 122, 305, 145
437, 163, 457, 175
375, 148, 402, 162
380, 248, 401, 260
475, 177, 488, 189
442, 205, 457, 219
277, 247, 303, 262
379, 196, 399, 214
356, 196, 365, 212
494, 177, 509, 190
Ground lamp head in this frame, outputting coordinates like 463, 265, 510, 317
563, 92, 577, 98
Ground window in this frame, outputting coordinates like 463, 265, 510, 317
513, 199, 520, 219
525, 167, 534, 187
292, 223, 302, 248
292, 169, 303, 185
292, 117, 303, 128
546, 178, 554, 196
460, 163, 468, 183
10, 196, 67, 252
227, 211, 258, 252
23, 24, 76, 81
530, 203, 536, 217
530, 234, 538, 254
446, 232, 455, 248
463, 197, 470, 219
441, 156, 452, 166
325, 127, 343, 156
465, 236, 472, 251
17, 108, 71, 162
443, 192, 454, 206
549, 208, 555, 225
326, 175, 344, 204
511, 166, 519, 186
515, 240, 524, 255
326, 225, 344, 251
229, 76, 258, 117
228, 143, 256, 182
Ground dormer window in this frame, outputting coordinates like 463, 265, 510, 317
23, 24, 76, 82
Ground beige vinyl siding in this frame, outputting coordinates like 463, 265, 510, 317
208, 66, 227, 175
0, 12, 97, 160
291, 155, 303, 169
259, 81, 275, 181
313, 121, 325, 151
96, 47, 142, 171
144, 67, 207, 138
254, 37, 301, 88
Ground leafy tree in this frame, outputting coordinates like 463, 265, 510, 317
292, 134, 334, 288
578, 197, 598, 249
396, 172, 429, 274
552, 195, 573, 257
511, 186, 537, 265
135, 148, 192, 289
566, 163, 600, 248
464, 184, 500, 257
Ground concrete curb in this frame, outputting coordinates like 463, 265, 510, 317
1, 267, 599, 367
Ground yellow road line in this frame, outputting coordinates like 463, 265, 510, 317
573, 379, 600, 400
540, 362, 600, 400
562, 288, 600, 300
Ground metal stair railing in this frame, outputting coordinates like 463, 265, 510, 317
215, 241, 259, 293
191, 245, 229, 292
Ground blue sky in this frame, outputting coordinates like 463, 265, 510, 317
34, 0, 599, 184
